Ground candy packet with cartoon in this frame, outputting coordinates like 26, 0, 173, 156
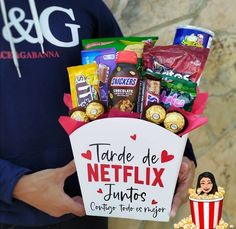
142, 45, 209, 82
160, 75, 197, 111
67, 63, 100, 108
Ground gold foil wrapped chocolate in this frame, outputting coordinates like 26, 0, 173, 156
163, 111, 185, 133
69, 107, 89, 122
145, 104, 166, 124
86, 101, 105, 120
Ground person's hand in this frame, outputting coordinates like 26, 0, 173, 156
197, 187, 203, 194
170, 156, 195, 218
13, 160, 85, 217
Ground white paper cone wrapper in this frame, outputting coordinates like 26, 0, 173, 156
69, 118, 188, 221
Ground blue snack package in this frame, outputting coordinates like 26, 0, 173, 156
81, 48, 116, 106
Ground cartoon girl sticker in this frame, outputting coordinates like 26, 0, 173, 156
196, 171, 218, 195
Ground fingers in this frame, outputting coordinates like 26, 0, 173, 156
179, 157, 192, 177
170, 157, 195, 218
60, 160, 77, 178
171, 185, 189, 216
170, 179, 189, 218
182, 156, 195, 172
64, 195, 86, 217
180, 160, 188, 174
73, 196, 84, 205
57, 161, 85, 217
170, 193, 182, 218
197, 187, 202, 194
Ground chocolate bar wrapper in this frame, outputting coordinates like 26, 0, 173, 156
81, 48, 116, 106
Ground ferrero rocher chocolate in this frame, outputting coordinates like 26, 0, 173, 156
163, 111, 185, 133
145, 104, 166, 124
86, 101, 105, 120
69, 107, 89, 122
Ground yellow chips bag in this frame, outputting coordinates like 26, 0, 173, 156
67, 63, 99, 108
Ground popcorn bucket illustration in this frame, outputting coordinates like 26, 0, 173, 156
189, 197, 224, 229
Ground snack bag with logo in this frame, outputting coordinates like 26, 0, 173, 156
142, 45, 209, 82
109, 50, 141, 112
160, 75, 197, 111
81, 48, 116, 106
82, 36, 158, 71
67, 63, 99, 108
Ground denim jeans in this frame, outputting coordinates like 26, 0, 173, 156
0, 216, 108, 229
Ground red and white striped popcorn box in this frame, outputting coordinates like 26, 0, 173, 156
189, 197, 224, 229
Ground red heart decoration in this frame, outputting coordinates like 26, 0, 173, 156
97, 188, 103, 194
81, 150, 92, 160
151, 199, 158, 205
130, 134, 137, 140
161, 150, 174, 163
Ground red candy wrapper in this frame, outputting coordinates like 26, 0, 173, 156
63, 93, 73, 110
142, 45, 209, 82
191, 87, 208, 115
108, 107, 140, 119
58, 116, 87, 135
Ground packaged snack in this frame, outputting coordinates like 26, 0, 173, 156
140, 74, 161, 113
160, 75, 197, 111
173, 25, 215, 48
82, 36, 158, 54
81, 48, 116, 106
142, 45, 209, 82
83, 36, 158, 71
82, 49, 103, 65
109, 50, 141, 112
67, 63, 99, 108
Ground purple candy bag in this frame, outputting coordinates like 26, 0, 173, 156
81, 48, 116, 106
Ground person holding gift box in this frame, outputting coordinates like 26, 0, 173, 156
0, 0, 196, 228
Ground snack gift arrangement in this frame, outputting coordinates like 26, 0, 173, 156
59, 26, 212, 222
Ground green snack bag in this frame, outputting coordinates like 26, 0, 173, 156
82, 36, 158, 51
82, 36, 158, 71
160, 75, 197, 111
141, 70, 163, 80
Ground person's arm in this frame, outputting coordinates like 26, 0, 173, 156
0, 158, 31, 205
0, 158, 85, 217
93, 0, 123, 37
170, 139, 196, 217
12, 160, 85, 217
